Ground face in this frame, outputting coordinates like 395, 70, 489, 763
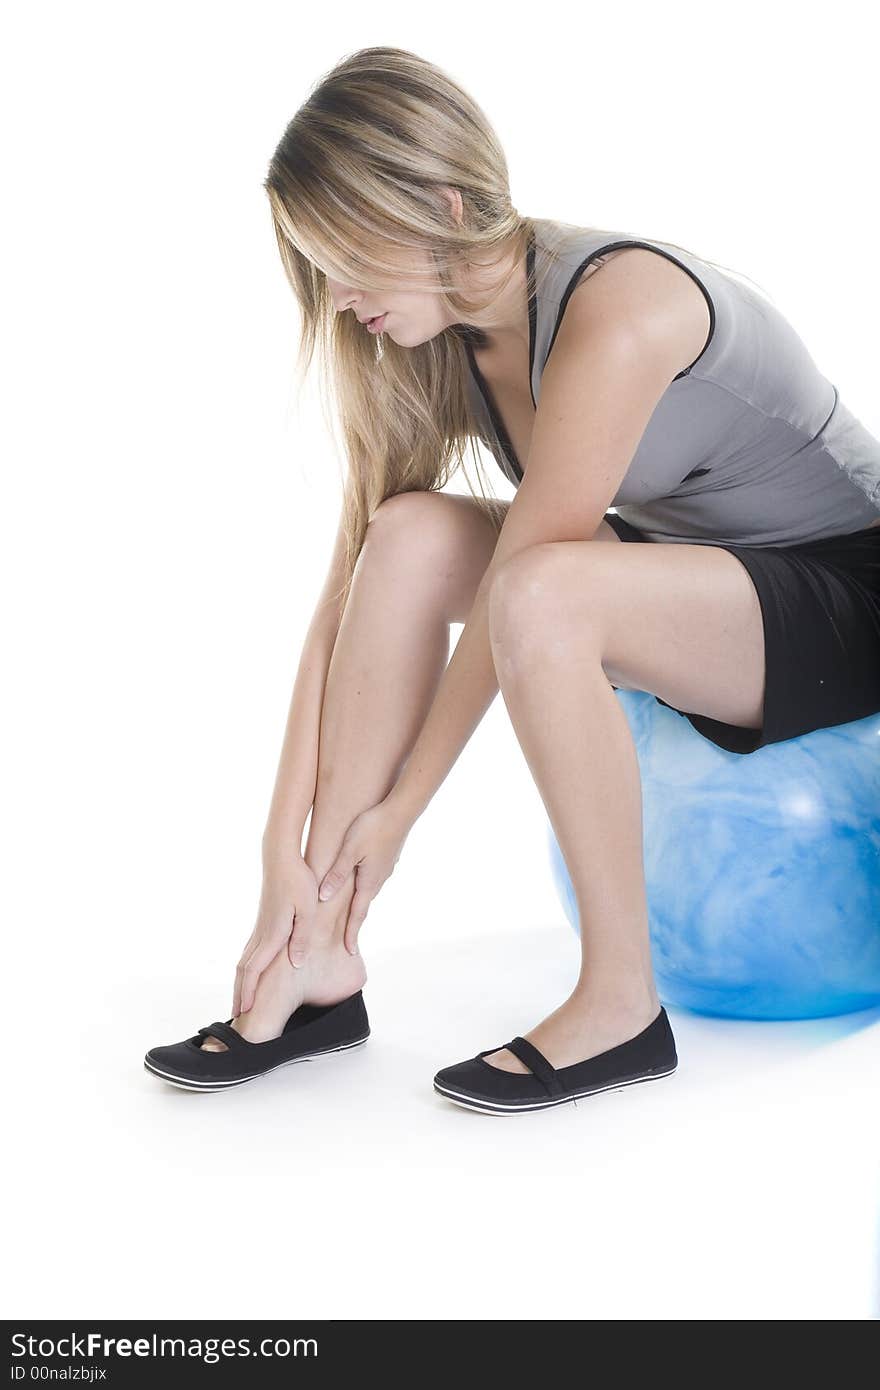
325, 239, 456, 348
324, 189, 466, 348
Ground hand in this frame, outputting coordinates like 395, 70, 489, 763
311, 797, 411, 956
233, 855, 319, 1016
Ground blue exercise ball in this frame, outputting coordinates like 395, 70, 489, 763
548, 691, 880, 1020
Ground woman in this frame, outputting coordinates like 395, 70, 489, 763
144, 46, 880, 1112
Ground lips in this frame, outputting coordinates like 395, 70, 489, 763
366, 313, 387, 334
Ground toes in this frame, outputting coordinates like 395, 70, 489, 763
483, 1047, 528, 1074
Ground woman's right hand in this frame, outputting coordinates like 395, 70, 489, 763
232, 854, 319, 1017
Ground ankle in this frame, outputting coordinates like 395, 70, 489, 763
569, 980, 661, 1022
302, 939, 368, 1002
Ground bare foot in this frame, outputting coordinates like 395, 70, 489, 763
482, 989, 661, 1074
199, 939, 367, 1052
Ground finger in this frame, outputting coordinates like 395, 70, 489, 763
238, 938, 281, 1015
318, 852, 354, 902
233, 934, 258, 1016
287, 906, 317, 968
343, 887, 372, 956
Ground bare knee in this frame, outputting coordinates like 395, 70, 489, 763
488, 541, 633, 687
488, 544, 587, 657
367, 490, 443, 538
363, 491, 501, 620
358, 495, 443, 592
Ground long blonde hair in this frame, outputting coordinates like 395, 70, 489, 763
263, 46, 761, 611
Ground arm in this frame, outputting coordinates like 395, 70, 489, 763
232, 499, 355, 1013
385, 250, 709, 828
260, 495, 351, 867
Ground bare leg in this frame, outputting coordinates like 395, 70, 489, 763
482, 534, 765, 1072
201, 492, 505, 1049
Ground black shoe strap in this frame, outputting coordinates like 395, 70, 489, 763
198, 1020, 244, 1049
505, 1036, 564, 1096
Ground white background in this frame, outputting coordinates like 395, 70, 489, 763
4, 0, 879, 1321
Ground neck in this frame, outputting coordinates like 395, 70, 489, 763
459, 230, 531, 354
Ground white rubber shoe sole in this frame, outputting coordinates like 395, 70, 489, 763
143, 1034, 370, 1092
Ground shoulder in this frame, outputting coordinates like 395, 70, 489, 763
549, 245, 712, 380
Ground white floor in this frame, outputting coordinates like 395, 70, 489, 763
7, 672, 880, 1323
10, 923, 879, 1321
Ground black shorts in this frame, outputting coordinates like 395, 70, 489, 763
603, 511, 880, 755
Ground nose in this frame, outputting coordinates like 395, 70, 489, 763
327, 278, 362, 315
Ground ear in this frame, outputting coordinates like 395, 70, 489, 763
439, 185, 464, 226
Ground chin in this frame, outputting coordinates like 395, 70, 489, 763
405, 325, 446, 349
387, 326, 422, 348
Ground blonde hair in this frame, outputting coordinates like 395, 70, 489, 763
263, 46, 762, 611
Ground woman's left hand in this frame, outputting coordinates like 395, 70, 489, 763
315, 796, 412, 954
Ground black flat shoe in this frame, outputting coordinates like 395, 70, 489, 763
144, 990, 370, 1092
433, 1007, 677, 1115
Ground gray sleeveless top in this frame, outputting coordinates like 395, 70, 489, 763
462, 218, 880, 546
